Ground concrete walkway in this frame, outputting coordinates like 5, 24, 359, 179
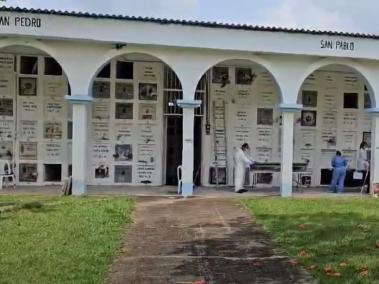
107, 197, 314, 284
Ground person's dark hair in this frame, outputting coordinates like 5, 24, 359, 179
241, 143, 249, 150
360, 141, 367, 149
336, 151, 342, 156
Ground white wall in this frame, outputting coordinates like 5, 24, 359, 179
0, 52, 71, 185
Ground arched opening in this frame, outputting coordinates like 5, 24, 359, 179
197, 59, 282, 188
0, 45, 72, 186
295, 64, 374, 190
88, 53, 205, 187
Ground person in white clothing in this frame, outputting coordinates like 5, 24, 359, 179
234, 143, 254, 193
357, 141, 370, 193
357, 141, 369, 171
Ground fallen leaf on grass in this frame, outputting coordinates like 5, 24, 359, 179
288, 259, 299, 265
298, 250, 310, 258
324, 266, 333, 273
307, 265, 317, 271
324, 268, 342, 277
359, 267, 369, 277
339, 262, 348, 267
298, 224, 306, 229
375, 243, 379, 249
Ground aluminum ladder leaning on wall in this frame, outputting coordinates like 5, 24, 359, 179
212, 99, 228, 188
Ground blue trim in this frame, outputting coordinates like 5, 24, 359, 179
181, 182, 193, 197
65, 95, 93, 104
279, 103, 302, 113
177, 99, 202, 109
72, 180, 87, 196
281, 184, 293, 197
366, 108, 379, 115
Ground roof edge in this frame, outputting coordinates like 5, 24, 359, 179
1, 6, 378, 40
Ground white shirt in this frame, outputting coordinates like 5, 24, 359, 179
357, 148, 369, 171
234, 148, 253, 167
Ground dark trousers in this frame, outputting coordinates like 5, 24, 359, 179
360, 170, 370, 193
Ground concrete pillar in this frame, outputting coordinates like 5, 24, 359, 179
65, 95, 93, 195
177, 99, 202, 197
367, 108, 379, 195
279, 104, 302, 197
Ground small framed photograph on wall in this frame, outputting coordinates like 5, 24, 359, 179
94, 165, 110, 179
139, 103, 156, 120
301, 110, 317, 127
139, 83, 157, 101
19, 77, 37, 96
115, 103, 133, 119
92, 81, 110, 99
114, 144, 133, 161
115, 82, 134, 100
302, 90, 318, 107
257, 108, 273, 126
235, 68, 256, 85
212, 67, 229, 85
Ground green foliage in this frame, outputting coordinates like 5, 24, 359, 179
242, 198, 379, 284
0, 195, 134, 284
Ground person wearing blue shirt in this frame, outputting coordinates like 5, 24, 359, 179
330, 151, 348, 193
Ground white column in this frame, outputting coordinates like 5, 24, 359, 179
177, 99, 202, 197
66, 95, 93, 195
279, 104, 302, 197
368, 109, 379, 194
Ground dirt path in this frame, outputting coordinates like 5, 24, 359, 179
107, 197, 313, 284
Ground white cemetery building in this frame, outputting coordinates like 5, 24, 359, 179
1, 6, 379, 197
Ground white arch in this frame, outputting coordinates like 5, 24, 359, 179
88, 48, 183, 97
0, 39, 71, 81
298, 57, 377, 106
187, 54, 284, 102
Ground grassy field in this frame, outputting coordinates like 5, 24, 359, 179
0, 195, 134, 284
242, 197, 379, 284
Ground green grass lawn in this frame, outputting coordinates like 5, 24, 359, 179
0, 195, 134, 284
242, 197, 379, 284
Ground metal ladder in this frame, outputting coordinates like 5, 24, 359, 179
212, 99, 227, 187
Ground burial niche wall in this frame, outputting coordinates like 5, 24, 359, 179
0, 53, 71, 185
294, 68, 372, 186
89, 57, 164, 186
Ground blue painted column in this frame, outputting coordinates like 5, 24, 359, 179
279, 104, 302, 197
65, 95, 93, 195
177, 99, 202, 197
